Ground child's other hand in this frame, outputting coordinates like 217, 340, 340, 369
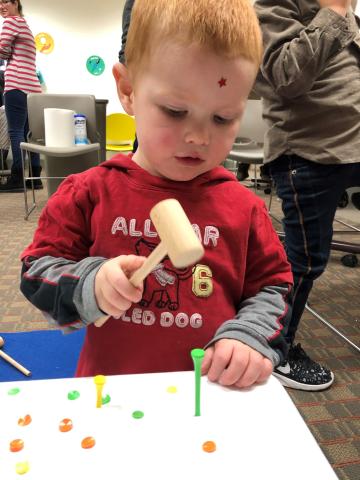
201, 339, 273, 388
94, 255, 146, 323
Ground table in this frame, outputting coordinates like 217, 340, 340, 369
0, 371, 338, 480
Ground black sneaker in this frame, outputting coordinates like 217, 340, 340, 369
352, 192, 360, 210
0, 174, 24, 192
260, 164, 271, 182
273, 343, 334, 391
0, 156, 8, 170
26, 178, 43, 190
236, 163, 249, 181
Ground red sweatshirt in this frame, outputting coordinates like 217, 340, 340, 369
21, 155, 292, 376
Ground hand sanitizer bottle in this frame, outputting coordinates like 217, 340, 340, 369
74, 114, 89, 145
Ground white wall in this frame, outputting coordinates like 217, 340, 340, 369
2, 1, 359, 113
6, 0, 126, 114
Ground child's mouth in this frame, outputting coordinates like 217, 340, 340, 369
175, 155, 204, 166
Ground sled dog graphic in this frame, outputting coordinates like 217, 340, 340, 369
135, 239, 193, 310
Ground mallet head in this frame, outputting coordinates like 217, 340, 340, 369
150, 199, 204, 268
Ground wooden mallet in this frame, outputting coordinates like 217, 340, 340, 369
0, 336, 31, 377
95, 198, 204, 326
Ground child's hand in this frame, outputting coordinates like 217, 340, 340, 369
94, 255, 146, 326
201, 339, 273, 388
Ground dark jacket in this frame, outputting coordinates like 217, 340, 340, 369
118, 0, 135, 64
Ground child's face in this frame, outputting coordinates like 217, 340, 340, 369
126, 42, 257, 181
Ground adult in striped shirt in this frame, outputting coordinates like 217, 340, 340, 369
0, 0, 42, 192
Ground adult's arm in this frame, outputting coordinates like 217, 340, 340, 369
255, 0, 357, 98
0, 17, 17, 60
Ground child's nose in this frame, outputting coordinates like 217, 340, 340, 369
184, 122, 210, 146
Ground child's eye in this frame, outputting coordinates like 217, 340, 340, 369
161, 106, 187, 118
213, 115, 232, 125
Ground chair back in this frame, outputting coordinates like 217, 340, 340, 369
27, 93, 99, 145
236, 99, 267, 145
106, 113, 136, 151
226, 98, 266, 166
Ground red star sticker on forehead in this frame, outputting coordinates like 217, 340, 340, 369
218, 77, 227, 88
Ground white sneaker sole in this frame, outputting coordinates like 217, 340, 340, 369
272, 371, 335, 392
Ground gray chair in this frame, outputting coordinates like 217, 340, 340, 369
20, 93, 101, 220
225, 99, 268, 192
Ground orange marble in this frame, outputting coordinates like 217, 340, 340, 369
81, 436, 96, 449
202, 440, 216, 453
18, 415, 32, 427
10, 439, 24, 452
59, 418, 73, 432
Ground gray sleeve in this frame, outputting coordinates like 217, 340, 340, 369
73, 263, 107, 325
206, 284, 292, 367
255, 1, 358, 98
21, 255, 108, 330
118, 0, 135, 64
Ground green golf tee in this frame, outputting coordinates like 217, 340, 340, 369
191, 348, 205, 416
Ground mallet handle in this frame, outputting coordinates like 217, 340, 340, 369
129, 241, 168, 287
0, 350, 31, 377
94, 242, 168, 327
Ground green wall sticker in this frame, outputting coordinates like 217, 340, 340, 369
86, 55, 105, 76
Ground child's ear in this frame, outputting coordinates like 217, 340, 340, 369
112, 62, 134, 115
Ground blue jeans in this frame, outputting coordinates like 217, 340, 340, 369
269, 154, 360, 344
4, 89, 40, 173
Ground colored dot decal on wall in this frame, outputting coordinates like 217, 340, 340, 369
86, 55, 105, 76
35, 32, 54, 54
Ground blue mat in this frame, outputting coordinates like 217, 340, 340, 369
0, 329, 85, 382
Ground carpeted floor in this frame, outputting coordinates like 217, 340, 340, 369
0, 182, 359, 480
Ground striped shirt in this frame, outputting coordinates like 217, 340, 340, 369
0, 16, 41, 94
